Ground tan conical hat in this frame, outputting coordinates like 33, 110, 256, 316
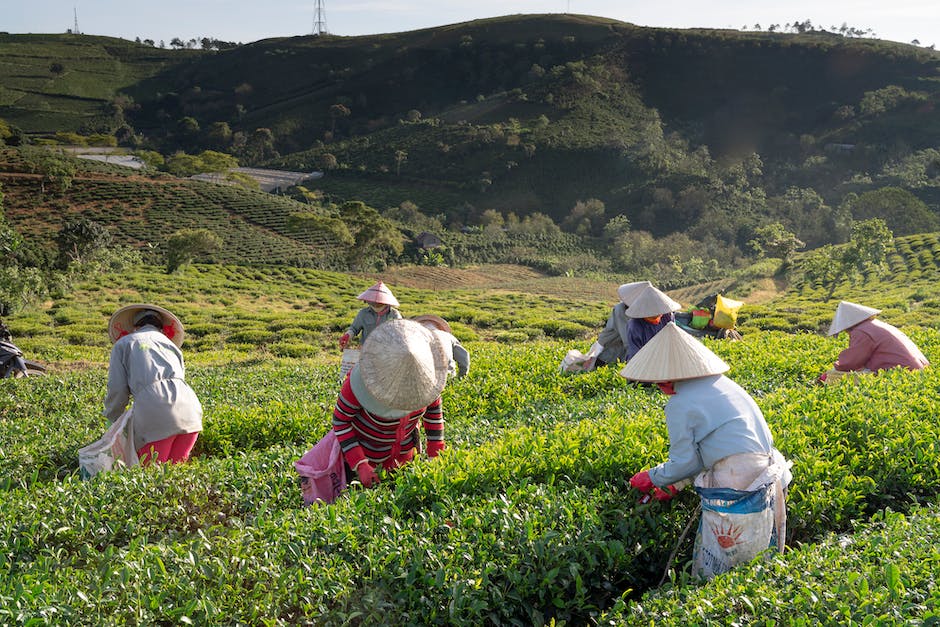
828, 301, 880, 336
411, 314, 451, 333
352, 319, 449, 417
108, 303, 185, 348
356, 281, 400, 307
617, 281, 653, 307
619, 322, 729, 382
625, 285, 682, 319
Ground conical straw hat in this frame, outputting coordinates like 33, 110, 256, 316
411, 314, 452, 333
619, 322, 729, 382
108, 303, 185, 348
625, 285, 682, 319
617, 281, 653, 307
828, 301, 880, 336
356, 281, 400, 307
352, 319, 449, 416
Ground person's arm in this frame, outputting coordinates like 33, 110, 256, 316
626, 319, 644, 360
834, 330, 875, 371
596, 307, 619, 347
332, 377, 367, 468
103, 343, 131, 422
648, 402, 704, 487
422, 397, 445, 457
452, 342, 470, 378
388, 308, 402, 321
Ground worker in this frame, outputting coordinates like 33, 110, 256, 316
592, 280, 652, 368
819, 301, 929, 384
624, 285, 681, 360
332, 319, 450, 488
622, 322, 792, 580
339, 281, 402, 349
411, 314, 470, 379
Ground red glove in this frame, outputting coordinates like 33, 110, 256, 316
630, 470, 655, 493
339, 333, 350, 349
816, 372, 828, 384
653, 485, 679, 501
356, 461, 379, 488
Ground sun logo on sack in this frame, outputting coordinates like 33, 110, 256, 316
711, 521, 744, 549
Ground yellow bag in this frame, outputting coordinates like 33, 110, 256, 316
712, 295, 744, 329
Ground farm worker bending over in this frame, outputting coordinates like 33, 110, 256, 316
104, 304, 203, 465
819, 300, 928, 384
339, 281, 402, 349
592, 280, 652, 369
333, 319, 450, 488
622, 323, 792, 580
624, 285, 681, 360
412, 314, 470, 379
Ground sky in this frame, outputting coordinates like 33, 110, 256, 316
3, 1, 939, 49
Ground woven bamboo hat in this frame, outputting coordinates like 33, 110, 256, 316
350, 319, 449, 417
625, 285, 682, 319
619, 322, 729, 382
411, 314, 452, 333
828, 301, 881, 336
617, 281, 653, 307
108, 303, 184, 348
356, 281, 400, 307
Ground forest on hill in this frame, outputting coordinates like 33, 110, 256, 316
1, 15, 940, 305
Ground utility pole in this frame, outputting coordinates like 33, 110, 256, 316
312, 0, 328, 36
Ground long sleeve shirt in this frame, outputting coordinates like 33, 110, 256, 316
345, 306, 402, 343
835, 318, 929, 373
648, 375, 774, 488
104, 325, 202, 449
596, 303, 630, 364
626, 312, 675, 360
332, 374, 443, 470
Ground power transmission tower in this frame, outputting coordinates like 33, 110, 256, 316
72, 7, 81, 34
312, 0, 328, 36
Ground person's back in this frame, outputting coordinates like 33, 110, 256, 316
836, 318, 929, 372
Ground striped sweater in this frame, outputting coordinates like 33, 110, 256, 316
332, 375, 444, 470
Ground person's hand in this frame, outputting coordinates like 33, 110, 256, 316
629, 470, 655, 493
339, 333, 350, 349
356, 462, 379, 488
653, 485, 679, 501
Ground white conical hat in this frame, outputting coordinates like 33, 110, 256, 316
356, 281, 400, 307
828, 301, 880, 336
617, 281, 653, 307
625, 285, 682, 318
108, 303, 185, 348
619, 322, 729, 382
352, 319, 449, 417
411, 314, 452, 333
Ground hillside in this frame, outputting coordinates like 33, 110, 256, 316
3, 16, 940, 261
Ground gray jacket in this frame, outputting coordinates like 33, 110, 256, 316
104, 325, 203, 450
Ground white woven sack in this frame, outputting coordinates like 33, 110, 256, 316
339, 348, 360, 383
78, 409, 139, 479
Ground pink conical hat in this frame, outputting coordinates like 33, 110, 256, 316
619, 322, 729, 382
356, 281, 400, 307
828, 301, 880, 336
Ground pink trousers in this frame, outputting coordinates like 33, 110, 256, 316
137, 432, 199, 465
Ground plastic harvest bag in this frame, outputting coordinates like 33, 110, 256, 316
339, 348, 359, 383
78, 409, 139, 479
559, 342, 603, 373
692, 483, 777, 580
295, 430, 347, 506
712, 295, 744, 329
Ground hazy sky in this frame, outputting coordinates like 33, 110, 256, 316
4, 1, 939, 48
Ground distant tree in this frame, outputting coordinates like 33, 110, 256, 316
170, 37, 185, 49
55, 217, 111, 269
329, 104, 351, 136
165, 228, 222, 273
394, 150, 407, 175
747, 222, 804, 260
562, 198, 606, 236
206, 121, 233, 150
843, 187, 938, 236
602, 214, 632, 240
404, 109, 422, 123
287, 213, 354, 246
245, 128, 277, 163
22, 150, 75, 194
49, 62, 64, 75
316, 153, 338, 170
802, 218, 893, 300
339, 201, 404, 268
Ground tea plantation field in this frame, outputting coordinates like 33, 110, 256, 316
1, 254, 939, 624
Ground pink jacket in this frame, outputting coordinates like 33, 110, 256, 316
835, 319, 929, 373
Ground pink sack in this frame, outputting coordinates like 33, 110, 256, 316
295, 430, 348, 506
